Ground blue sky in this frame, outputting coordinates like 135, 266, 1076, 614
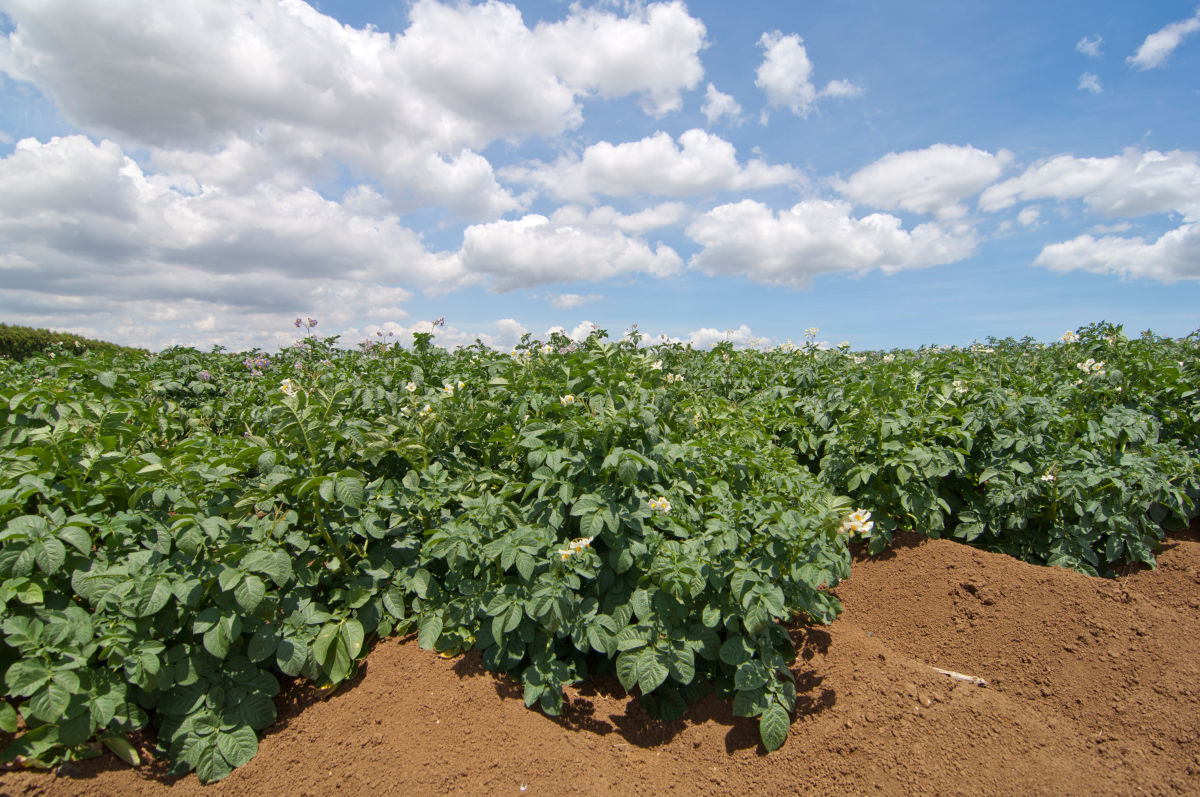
0, 0, 1197, 352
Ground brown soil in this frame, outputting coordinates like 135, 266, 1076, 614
5, 525, 1200, 797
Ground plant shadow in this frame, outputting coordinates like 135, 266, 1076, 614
449, 627, 839, 756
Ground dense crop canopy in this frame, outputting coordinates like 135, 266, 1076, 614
0, 320, 1195, 780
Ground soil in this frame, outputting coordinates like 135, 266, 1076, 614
4, 523, 1200, 797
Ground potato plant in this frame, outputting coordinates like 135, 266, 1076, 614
0, 325, 852, 780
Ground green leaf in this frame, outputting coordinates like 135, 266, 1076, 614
759, 703, 790, 751
335, 476, 364, 509
234, 575, 267, 614
0, 701, 18, 733
236, 692, 277, 731
195, 740, 234, 783
5, 659, 50, 695
247, 624, 278, 663
719, 635, 752, 666
28, 681, 71, 723
615, 651, 639, 692
97, 371, 118, 388
103, 735, 141, 766
216, 724, 259, 768
58, 707, 94, 746
637, 649, 669, 695
417, 614, 443, 650
34, 537, 66, 575
340, 618, 365, 660
318, 478, 335, 503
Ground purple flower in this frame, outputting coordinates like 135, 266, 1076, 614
198, 369, 211, 381
295, 318, 303, 328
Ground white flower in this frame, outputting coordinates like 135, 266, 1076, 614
541, 344, 554, 354
280, 378, 298, 396
840, 509, 874, 537
420, 404, 433, 416
953, 379, 968, 395
665, 373, 684, 384
838, 341, 850, 349
883, 354, 895, 363
443, 383, 454, 395
650, 360, 663, 370
1041, 471, 1056, 482
456, 380, 465, 389
406, 382, 416, 393
649, 496, 672, 513
558, 536, 596, 561
805, 327, 819, 340
853, 356, 866, 364
1061, 330, 1079, 343
560, 393, 575, 405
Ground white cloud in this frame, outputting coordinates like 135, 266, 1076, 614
684, 324, 768, 349
548, 202, 687, 233
503, 129, 800, 201
702, 83, 742, 124
1090, 221, 1132, 234
1034, 222, 1200, 282
821, 79, 863, 99
1075, 35, 1104, 57
450, 213, 682, 291
979, 148, 1200, 221
685, 199, 977, 287
1017, 206, 1041, 228
1127, 9, 1200, 69
833, 144, 1012, 219
536, 0, 707, 116
1078, 72, 1103, 93
549, 293, 603, 309
0, 0, 709, 217
0, 135, 475, 347
754, 31, 859, 118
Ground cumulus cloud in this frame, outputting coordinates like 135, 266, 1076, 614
1127, 9, 1200, 69
979, 148, 1200, 221
754, 31, 860, 119
1017, 206, 1041, 228
536, 0, 707, 116
1075, 35, 1104, 57
0, 0, 709, 216
833, 144, 1012, 219
549, 293, 603, 309
548, 202, 687, 233
1078, 72, 1103, 93
701, 83, 742, 124
0, 135, 471, 347
503, 129, 800, 202
684, 324, 768, 349
449, 213, 682, 291
685, 199, 977, 287
1034, 222, 1200, 282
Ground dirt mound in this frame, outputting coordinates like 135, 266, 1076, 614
6, 526, 1200, 796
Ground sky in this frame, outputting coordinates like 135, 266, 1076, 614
0, 0, 1198, 353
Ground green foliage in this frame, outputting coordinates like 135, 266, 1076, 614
0, 323, 145, 362
0, 325, 852, 780
1, 320, 1195, 779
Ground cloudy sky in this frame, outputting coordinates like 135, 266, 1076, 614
1, 0, 1197, 352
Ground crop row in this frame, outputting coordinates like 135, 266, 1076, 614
0, 321, 1195, 780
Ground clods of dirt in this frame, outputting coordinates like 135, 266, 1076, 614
5, 525, 1200, 796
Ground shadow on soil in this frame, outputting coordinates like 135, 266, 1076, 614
449, 626, 839, 756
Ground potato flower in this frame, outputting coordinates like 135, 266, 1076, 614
557, 535, 596, 561
560, 393, 575, 406
649, 496, 672, 513
840, 509, 874, 537
280, 378, 298, 396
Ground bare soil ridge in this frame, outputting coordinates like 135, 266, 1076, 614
6, 524, 1200, 796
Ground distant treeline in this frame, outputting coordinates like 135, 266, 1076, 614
0, 322, 146, 361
